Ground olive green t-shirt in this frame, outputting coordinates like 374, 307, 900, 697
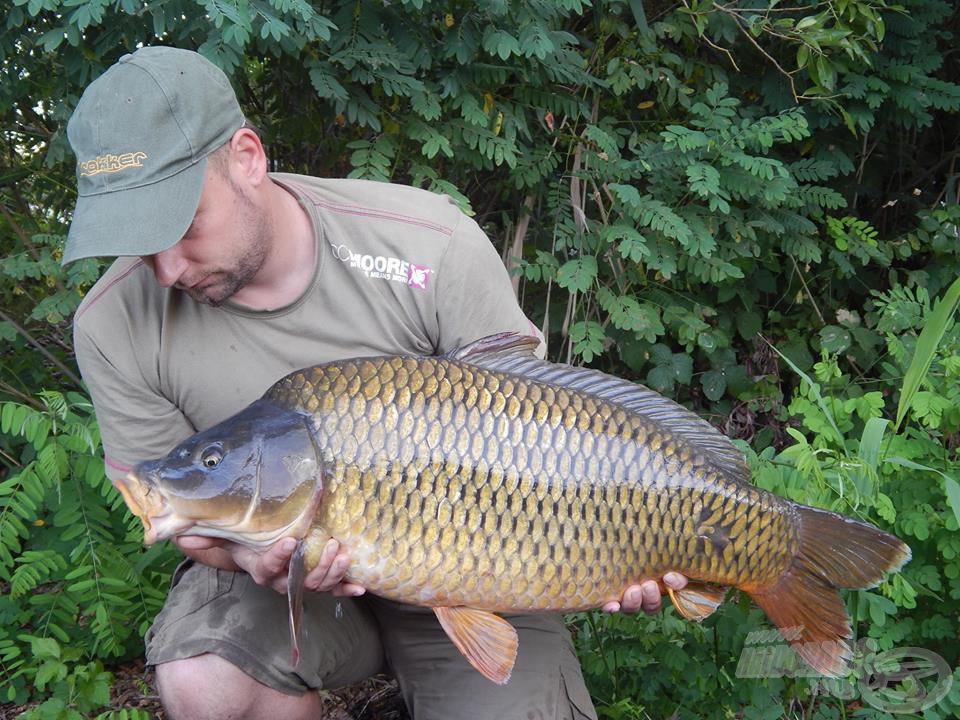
73, 174, 540, 480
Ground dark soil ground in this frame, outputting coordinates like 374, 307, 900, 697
1, 661, 411, 720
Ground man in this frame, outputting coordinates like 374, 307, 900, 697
65, 46, 687, 720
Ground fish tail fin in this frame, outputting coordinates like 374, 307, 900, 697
747, 505, 910, 677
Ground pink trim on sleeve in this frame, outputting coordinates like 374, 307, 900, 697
75, 260, 146, 322
105, 455, 132, 473
295, 185, 454, 237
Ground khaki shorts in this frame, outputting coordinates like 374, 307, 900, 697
146, 561, 597, 720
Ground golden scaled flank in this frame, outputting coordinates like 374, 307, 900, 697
269, 356, 798, 613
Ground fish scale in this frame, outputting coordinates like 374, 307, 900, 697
268, 355, 798, 613
120, 332, 911, 683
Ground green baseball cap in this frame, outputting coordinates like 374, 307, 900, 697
63, 46, 245, 265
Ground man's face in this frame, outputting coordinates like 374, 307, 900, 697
143, 160, 271, 306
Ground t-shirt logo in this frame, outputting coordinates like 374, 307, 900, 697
331, 243, 433, 291
407, 264, 430, 289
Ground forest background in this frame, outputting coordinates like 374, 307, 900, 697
1, 0, 959, 718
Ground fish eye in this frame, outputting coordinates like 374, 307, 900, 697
200, 446, 223, 469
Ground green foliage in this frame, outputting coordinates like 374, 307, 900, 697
0, 394, 178, 713
573, 280, 960, 718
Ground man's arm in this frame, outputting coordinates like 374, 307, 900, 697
76, 309, 362, 596
74, 317, 197, 481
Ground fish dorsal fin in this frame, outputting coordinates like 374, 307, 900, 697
448, 332, 749, 483
433, 606, 518, 684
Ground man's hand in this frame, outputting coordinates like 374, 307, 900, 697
603, 572, 688, 614
173, 535, 366, 597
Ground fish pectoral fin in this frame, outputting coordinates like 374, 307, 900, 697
287, 539, 308, 667
433, 606, 518, 685
667, 582, 727, 622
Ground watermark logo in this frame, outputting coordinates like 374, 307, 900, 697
858, 647, 953, 714
737, 628, 953, 714
330, 243, 432, 290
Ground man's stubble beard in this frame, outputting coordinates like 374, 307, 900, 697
188, 181, 273, 307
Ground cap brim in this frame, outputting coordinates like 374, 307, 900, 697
62, 158, 208, 265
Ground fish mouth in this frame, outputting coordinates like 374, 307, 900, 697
115, 473, 192, 545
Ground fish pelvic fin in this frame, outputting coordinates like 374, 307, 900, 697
433, 606, 518, 685
287, 539, 308, 667
668, 582, 727, 622
747, 505, 911, 677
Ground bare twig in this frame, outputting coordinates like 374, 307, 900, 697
702, 34, 741, 71
717, 1, 831, 12
0, 445, 22, 468
570, 133, 587, 232
562, 290, 577, 365
852, 133, 879, 211
0, 309, 82, 387
789, 256, 825, 325
589, 179, 609, 226
0, 379, 43, 409
0, 203, 69, 295
713, 4, 799, 101
505, 194, 536, 298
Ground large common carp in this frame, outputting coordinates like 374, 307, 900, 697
115, 333, 910, 684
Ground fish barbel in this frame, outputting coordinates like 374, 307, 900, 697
116, 333, 910, 684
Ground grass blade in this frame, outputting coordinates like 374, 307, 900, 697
885, 456, 960, 527
859, 417, 888, 474
765, 339, 846, 451
852, 416, 888, 497
895, 276, 960, 432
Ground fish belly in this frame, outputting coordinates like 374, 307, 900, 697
278, 356, 799, 612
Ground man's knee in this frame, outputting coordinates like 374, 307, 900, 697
156, 654, 320, 720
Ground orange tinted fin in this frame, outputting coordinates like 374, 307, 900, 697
668, 582, 727, 621
287, 540, 307, 667
433, 606, 518, 685
748, 505, 911, 677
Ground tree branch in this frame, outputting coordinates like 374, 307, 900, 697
0, 308, 82, 387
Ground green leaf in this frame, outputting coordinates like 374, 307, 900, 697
584, 125, 621, 161
597, 291, 664, 342
843, 391, 884, 420
569, 321, 605, 362
769, 340, 846, 449
686, 162, 721, 198
308, 64, 348, 102
895, 275, 960, 431
29, 636, 60, 660
815, 56, 837, 90
609, 183, 641, 210
604, 224, 649, 263
701, 369, 726, 401
819, 324, 851, 353
646, 345, 693, 392
874, 492, 896, 523
736, 311, 762, 340
556, 256, 597, 293
482, 28, 521, 60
